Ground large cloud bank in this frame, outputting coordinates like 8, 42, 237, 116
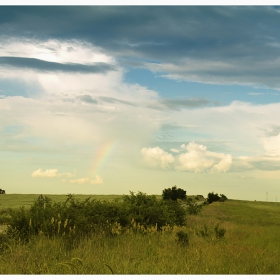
141, 141, 280, 173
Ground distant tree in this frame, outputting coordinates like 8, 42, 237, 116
162, 186, 187, 201
207, 192, 227, 204
0, 189, 5, 194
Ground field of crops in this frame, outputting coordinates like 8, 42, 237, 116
0, 194, 279, 274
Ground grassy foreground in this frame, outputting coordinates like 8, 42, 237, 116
0, 197, 280, 274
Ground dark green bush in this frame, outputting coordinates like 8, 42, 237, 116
6, 192, 187, 242
214, 224, 226, 238
207, 192, 228, 204
162, 186, 186, 201
123, 191, 187, 229
176, 230, 189, 245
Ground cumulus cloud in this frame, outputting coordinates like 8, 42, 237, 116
69, 175, 103, 185
141, 142, 233, 173
141, 146, 175, 168
141, 140, 280, 173
212, 154, 233, 173
177, 142, 233, 173
69, 178, 90, 184
90, 175, 103, 185
31, 169, 75, 178
31, 169, 59, 178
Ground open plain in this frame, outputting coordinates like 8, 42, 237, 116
0, 194, 279, 274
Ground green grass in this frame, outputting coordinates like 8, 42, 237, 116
0, 194, 124, 224
0, 194, 124, 209
0, 194, 200, 210
1, 196, 280, 274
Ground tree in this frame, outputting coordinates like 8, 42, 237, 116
207, 192, 227, 204
219, 194, 228, 202
162, 186, 187, 201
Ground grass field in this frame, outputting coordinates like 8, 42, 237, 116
0, 195, 279, 274
0, 194, 202, 210
0, 194, 123, 209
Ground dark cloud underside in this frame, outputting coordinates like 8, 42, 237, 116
77, 95, 98, 104
0, 57, 116, 74
1, 7, 280, 87
98, 96, 136, 106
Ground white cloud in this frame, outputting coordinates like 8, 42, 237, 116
69, 175, 103, 185
141, 146, 175, 168
31, 168, 75, 178
177, 142, 232, 173
31, 169, 59, 178
170, 148, 179, 153
142, 139, 280, 173
142, 142, 233, 173
0, 38, 115, 65
69, 178, 90, 184
212, 154, 233, 173
262, 134, 280, 156
0, 38, 163, 154
90, 175, 103, 185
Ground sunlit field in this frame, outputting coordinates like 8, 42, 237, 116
0, 194, 123, 209
0, 194, 279, 274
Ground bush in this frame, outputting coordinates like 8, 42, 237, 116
6, 192, 188, 242
123, 191, 187, 229
176, 230, 189, 245
207, 192, 228, 204
219, 194, 228, 202
199, 224, 210, 237
214, 224, 226, 238
186, 200, 202, 215
162, 186, 186, 201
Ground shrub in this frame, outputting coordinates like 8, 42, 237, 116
6, 192, 188, 242
162, 186, 187, 201
219, 194, 228, 202
199, 224, 210, 237
176, 230, 189, 245
214, 224, 226, 238
123, 191, 187, 229
186, 201, 202, 215
207, 192, 228, 204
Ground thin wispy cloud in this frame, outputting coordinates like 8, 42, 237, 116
0, 57, 116, 74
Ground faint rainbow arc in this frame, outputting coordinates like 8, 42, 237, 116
90, 140, 117, 177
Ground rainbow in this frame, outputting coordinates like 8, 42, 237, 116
90, 140, 117, 176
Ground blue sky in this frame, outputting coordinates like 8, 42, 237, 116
1, 6, 280, 201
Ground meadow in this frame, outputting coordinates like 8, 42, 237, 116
0, 193, 279, 274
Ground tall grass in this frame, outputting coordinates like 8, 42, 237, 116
0, 196, 280, 274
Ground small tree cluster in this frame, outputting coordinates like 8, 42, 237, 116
207, 192, 227, 204
162, 186, 187, 201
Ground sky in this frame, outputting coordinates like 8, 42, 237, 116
1, 5, 280, 201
